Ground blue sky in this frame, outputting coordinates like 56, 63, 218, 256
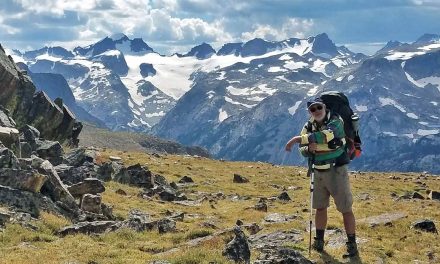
1, 0, 439, 55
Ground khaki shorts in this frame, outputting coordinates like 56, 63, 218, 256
312, 165, 353, 213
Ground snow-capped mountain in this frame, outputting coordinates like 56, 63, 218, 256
153, 33, 440, 173
9, 33, 361, 131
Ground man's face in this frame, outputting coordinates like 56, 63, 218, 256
308, 103, 326, 122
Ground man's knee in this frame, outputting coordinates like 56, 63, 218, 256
316, 208, 327, 213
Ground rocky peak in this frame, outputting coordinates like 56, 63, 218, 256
414, 33, 440, 45
217, 42, 243, 56
308, 33, 339, 57
185, 42, 216, 59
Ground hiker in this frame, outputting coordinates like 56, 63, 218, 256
285, 97, 358, 258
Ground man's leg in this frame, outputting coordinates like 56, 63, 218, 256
312, 208, 327, 252
343, 210, 356, 235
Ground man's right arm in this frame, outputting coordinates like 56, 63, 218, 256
299, 124, 311, 157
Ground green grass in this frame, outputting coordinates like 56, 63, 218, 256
1, 149, 439, 264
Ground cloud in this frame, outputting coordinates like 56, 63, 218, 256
1, 0, 439, 55
241, 18, 314, 42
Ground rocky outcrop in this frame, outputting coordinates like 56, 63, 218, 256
0, 45, 81, 144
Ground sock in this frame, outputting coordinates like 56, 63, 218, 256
347, 233, 356, 243
316, 229, 325, 240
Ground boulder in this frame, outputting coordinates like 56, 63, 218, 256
0, 168, 47, 192
278, 191, 291, 201
20, 125, 40, 144
101, 203, 116, 221
178, 176, 194, 183
428, 191, 440, 201
18, 142, 32, 158
63, 148, 96, 167
359, 212, 407, 227
17, 155, 45, 170
0, 147, 19, 169
57, 162, 99, 185
96, 161, 117, 182
0, 107, 16, 127
38, 160, 78, 211
67, 178, 105, 198
254, 248, 312, 264
0, 209, 11, 225
120, 209, 157, 232
0, 185, 74, 218
114, 163, 154, 188
223, 226, 251, 263
0, 127, 19, 149
57, 221, 120, 236
81, 194, 102, 214
233, 173, 249, 183
35, 140, 64, 165
158, 218, 176, 234
411, 219, 438, 233
254, 201, 268, 212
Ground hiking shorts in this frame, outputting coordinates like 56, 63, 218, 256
312, 164, 353, 213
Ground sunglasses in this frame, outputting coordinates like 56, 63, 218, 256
309, 105, 323, 113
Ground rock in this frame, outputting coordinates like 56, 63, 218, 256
236, 219, 244, 226
254, 201, 268, 212
158, 218, 176, 234
0, 168, 47, 192
233, 173, 249, 183
63, 148, 96, 167
114, 163, 154, 188
222, 226, 251, 263
21, 125, 40, 143
0, 147, 19, 169
115, 188, 127, 196
18, 142, 32, 158
81, 194, 102, 214
109, 156, 122, 162
358, 193, 371, 201
411, 192, 425, 199
101, 203, 115, 221
38, 160, 78, 210
411, 219, 438, 233
264, 213, 298, 223
67, 178, 105, 198
359, 212, 407, 227
178, 176, 194, 183
58, 162, 99, 185
154, 174, 169, 186
278, 191, 291, 201
121, 209, 157, 232
35, 140, 64, 166
57, 221, 120, 236
244, 223, 262, 235
249, 230, 303, 250
0, 185, 75, 218
0, 107, 16, 128
254, 248, 312, 264
96, 161, 116, 182
0, 127, 19, 149
0, 209, 11, 225
428, 190, 440, 200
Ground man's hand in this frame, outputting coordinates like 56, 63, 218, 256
285, 136, 301, 152
308, 143, 317, 153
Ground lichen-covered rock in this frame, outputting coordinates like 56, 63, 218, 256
35, 139, 64, 166
158, 218, 176, 234
223, 226, 251, 263
63, 147, 96, 167
114, 163, 154, 188
81, 194, 102, 214
0, 168, 47, 192
67, 178, 105, 198
0, 147, 19, 169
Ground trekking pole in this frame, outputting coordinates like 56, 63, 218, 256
308, 155, 315, 256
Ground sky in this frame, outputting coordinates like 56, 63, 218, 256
1, 0, 440, 55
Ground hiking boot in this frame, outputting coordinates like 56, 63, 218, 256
312, 238, 324, 252
342, 241, 358, 258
